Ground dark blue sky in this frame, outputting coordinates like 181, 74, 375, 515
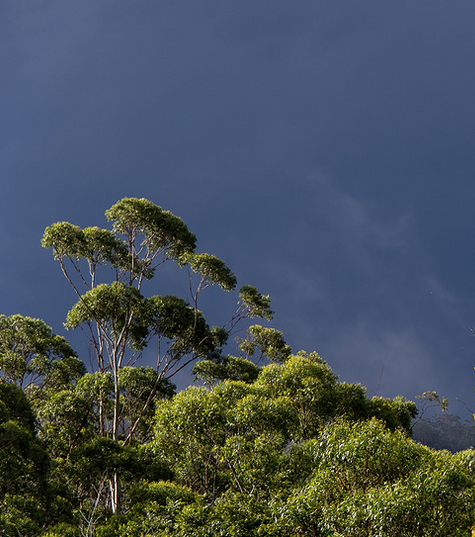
2, 1, 475, 413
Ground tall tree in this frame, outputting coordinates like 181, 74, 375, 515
42, 197, 272, 512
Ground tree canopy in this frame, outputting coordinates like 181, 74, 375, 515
41, 197, 273, 513
0, 197, 472, 536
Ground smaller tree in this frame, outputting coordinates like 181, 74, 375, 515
0, 384, 52, 537
0, 314, 79, 389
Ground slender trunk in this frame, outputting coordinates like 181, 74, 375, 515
99, 393, 105, 437
95, 323, 106, 436
110, 472, 121, 514
112, 373, 120, 441
111, 349, 122, 513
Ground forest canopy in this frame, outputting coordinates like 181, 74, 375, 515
0, 198, 473, 537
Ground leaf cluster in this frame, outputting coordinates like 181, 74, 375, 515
0, 315, 78, 388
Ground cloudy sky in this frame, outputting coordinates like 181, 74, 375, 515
2, 1, 475, 413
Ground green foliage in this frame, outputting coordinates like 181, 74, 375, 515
287, 419, 475, 536
116, 486, 289, 537
368, 395, 418, 432
0, 385, 53, 535
238, 325, 291, 363
115, 482, 204, 537
186, 252, 237, 291
255, 352, 341, 438
33, 385, 98, 458
42, 522, 81, 537
42, 354, 87, 391
156, 351, 421, 516
316, 419, 422, 493
42, 221, 89, 260
2, 342, 475, 536
128, 480, 199, 508
42, 222, 127, 265
43, 198, 271, 502
238, 286, 273, 320
0, 382, 36, 431
150, 361, 431, 534
65, 282, 150, 352
0, 494, 44, 537
153, 380, 297, 501
193, 355, 260, 387
154, 385, 234, 500
0, 314, 77, 388
0, 421, 49, 497
105, 197, 197, 261
6, 195, 472, 535
118, 366, 175, 441
207, 492, 286, 537
145, 294, 223, 359
255, 352, 415, 438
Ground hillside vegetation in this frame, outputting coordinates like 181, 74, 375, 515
1, 198, 474, 536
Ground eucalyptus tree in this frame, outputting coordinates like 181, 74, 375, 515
42, 197, 272, 512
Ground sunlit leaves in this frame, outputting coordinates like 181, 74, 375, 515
255, 352, 338, 438
315, 419, 422, 492
43, 199, 197, 290
154, 386, 231, 500
42, 222, 85, 260
0, 315, 77, 388
42, 222, 128, 268
238, 286, 273, 320
81, 226, 128, 269
185, 253, 237, 291
238, 325, 291, 363
288, 420, 475, 536
105, 197, 196, 260
193, 355, 260, 387
368, 395, 417, 433
153, 381, 296, 502
65, 283, 148, 349
42, 197, 277, 516
43, 198, 276, 446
